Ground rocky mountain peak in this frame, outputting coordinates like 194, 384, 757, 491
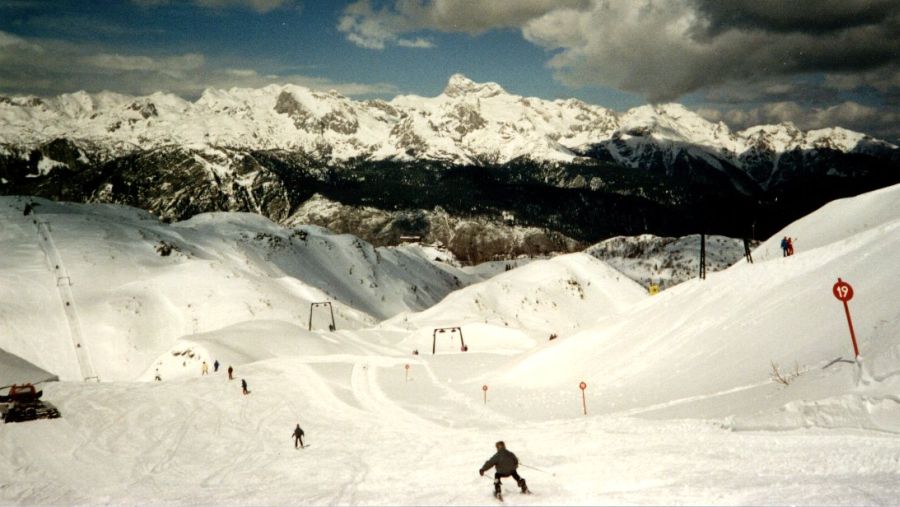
442, 74, 507, 98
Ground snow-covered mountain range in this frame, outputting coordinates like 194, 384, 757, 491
1, 74, 895, 178
1, 75, 898, 262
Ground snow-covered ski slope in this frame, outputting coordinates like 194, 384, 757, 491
2, 184, 900, 505
503, 183, 900, 424
0, 197, 478, 381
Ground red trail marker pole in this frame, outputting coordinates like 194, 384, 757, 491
832, 278, 860, 358
482, 384, 488, 404
579, 381, 587, 415
404, 364, 410, 382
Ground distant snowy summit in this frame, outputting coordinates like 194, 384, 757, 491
1, 74, 895, 185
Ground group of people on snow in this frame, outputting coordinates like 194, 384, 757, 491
200, 359, 221, 375
167, 357, 531, 496
193, 359, 240, 392
780, 236, 796, 257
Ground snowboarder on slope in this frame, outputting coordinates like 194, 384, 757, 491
786, 237, 795, 256
780, 236, 789, 257
201, 361, 209, 375
241, 378, 249, 395
227, 365, 234, 380
213, 359, 219, 372
292, 424, 305, 448
479, 441, 528, 499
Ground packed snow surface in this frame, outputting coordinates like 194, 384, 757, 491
2, 184, 900, 505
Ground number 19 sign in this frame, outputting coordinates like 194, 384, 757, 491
832, 278, 860, 358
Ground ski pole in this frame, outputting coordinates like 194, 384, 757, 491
519, 463, 556, 476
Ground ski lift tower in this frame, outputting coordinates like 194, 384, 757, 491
308, 301, 336, 331
432, 327, 468, 354
699, 233, 707, 280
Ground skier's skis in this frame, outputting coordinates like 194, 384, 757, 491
494, 492, 503, 502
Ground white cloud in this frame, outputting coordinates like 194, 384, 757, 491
338, 0, 589, 49
193, 0, 293, 13
0, 30, 43, 52
132, 0, 297, 13
82, 53, 205, 73
0, 30, 397, 99
697, 101, 900, 140
397, 37, 434, 49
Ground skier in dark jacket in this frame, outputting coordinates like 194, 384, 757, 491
292, 424, 305, 448
479, 441, 528, 498
241, 378, 249, 395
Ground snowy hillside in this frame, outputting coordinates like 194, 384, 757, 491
587, 234, 751, 289
0, 196, 476, 381
500, 183, 900, 430
2, 184, 900, 505
0, 349, 57, 388
384, 253, 648, 353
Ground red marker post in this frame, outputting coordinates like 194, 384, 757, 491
482, 384, 488, 405
404, 364, 410, 382
579, 381, 587, 415
832, 278, 860, 358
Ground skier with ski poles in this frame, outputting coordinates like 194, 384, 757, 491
479, 441, 529, 500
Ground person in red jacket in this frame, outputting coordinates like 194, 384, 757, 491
479, 441, 528, 499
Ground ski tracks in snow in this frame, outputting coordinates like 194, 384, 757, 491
350, 360, 444, 432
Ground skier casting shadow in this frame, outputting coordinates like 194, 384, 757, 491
292, 424, 305, 449
479, 441, 528, 500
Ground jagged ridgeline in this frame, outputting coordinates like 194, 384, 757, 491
1, 75, 898, 262
0, 142, 756, 262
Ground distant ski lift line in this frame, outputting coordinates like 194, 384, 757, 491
308, 301, 336, 331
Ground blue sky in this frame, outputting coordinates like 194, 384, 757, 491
1, 1, 898, 139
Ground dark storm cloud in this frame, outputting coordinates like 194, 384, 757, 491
694, 0, 900, 35
340, 1, 900, 102
335, 1, 900, 138
521, 0, 900, 102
